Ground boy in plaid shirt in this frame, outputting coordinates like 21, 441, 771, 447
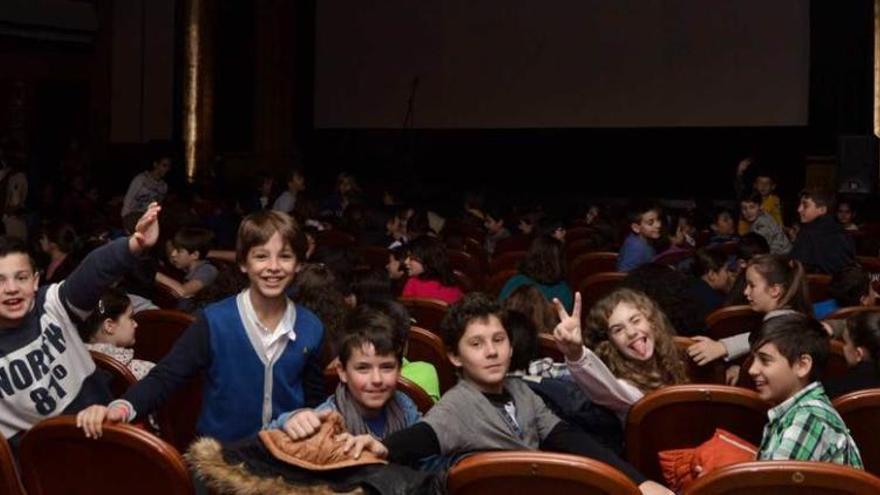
748, 313, 862, 467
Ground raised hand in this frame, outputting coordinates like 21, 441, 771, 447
552, 292, 585, 362
129, 202, 162, 254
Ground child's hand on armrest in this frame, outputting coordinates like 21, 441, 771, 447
129, 202, 161, 254
335, 432, 388, 460
552, 292, 585, 362
76, 403, 130, 439
638, 480, 675, 495
283, 409, 332, 440
687, 336, 728, 365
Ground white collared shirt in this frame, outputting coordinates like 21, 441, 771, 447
238, 289, 298, 362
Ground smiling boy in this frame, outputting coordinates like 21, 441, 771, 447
749, 313, 862, 467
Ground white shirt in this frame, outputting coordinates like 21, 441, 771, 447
238, 289, 298, 362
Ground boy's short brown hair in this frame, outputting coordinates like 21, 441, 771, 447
235, 210, 307, 264
749, 313, 829, 382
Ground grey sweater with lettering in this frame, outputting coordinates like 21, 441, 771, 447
0, 238, 137, 439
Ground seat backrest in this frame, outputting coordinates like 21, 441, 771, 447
653, 249, 694, 268
568, 251, 618, 288
486, 269, 518, 297
824, 306, 880, 320
857, 255, 880, 273
674, 337, 726, 384
399, 297, 449, 332
453, 269, 479, 293
564, 238, 596, 263
447, 451, 641, 495
19, 416, 194, 495
807, 274, 833, 303
705, 305, 763, 340
0, 433, 25, 495
833, 388, 880, 477
825, 339, 849, 382
683, 460, 880, 495
447, 249, 484, 281
356, 246, 391, 272
408, 326, 457, 393
576, 272, 626, 317
489, 250, 527, 274
89, 351, 138, 398
494, 234, 532, 255
625, 384, 769, 482
132, 309, 196, 362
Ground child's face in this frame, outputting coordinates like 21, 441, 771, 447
338, 343, 399, 413
706, 268, 733, 292
632, 210, 661, 239
289, 173, 306, 193
449, 314, 511, 394
797, 197, 826, 224
0, 254, 38, 329
169, 246, 199, 270
607, 302, 656, 361
754, 176, 775, 197
518, 219, 533, 235
386, 255, 405, 280
712, 212, 735, 236
107, 305, 138, 347
740, 201, 761, 223
748, 341, 809, 404
841, 327, 864, 367
837, 203, 854, 225
743, 266, 782, 313
404, 255, 424, 277
240, 232, 297, 299
153, 158, 172, 178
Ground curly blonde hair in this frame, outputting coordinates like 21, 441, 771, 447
585, 288, 689, 392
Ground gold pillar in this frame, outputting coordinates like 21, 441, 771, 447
875, 0, 880, 138
182, 0, 214, 183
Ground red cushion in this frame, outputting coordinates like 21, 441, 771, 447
658, 428, 758, 491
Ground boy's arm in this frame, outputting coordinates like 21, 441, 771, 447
540, 420, 647, 485
118, 314, 212, 420
155, 272, 206, 299
382, 422, 442, 466
60, 204, 161, 317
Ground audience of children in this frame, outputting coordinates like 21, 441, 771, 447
402, 236, 463, 304
271, 168, 306, 215
337, 293, 675, 495
80, 287, 155, 379
688, 255, 812, 384
499, 234, 573, 311
735, 158, 783, 232
617, 201, 662, 272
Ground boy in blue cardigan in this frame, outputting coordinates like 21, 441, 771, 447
77, 211, 325, 442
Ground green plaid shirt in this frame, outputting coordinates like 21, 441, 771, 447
758, 382, 863, 468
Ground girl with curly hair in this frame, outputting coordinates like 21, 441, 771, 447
553, 288, 689, 420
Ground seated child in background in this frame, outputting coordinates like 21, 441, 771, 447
824, 311, 880, 399
555, 289, 689, 420
155, 226, 218, 311
740, 192, 791, 256
706, 207, 739, 246
402, 236, 463, 304
723, 233, 770, 306
813, 264, 877, 322
335, 293, 673, 495
617, 201, 662, 272
748, 313, 862, 467
735, 158, 783, 233
271, 305, 421, 440
80, 287, 155, 380
687, 248, 734, 325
